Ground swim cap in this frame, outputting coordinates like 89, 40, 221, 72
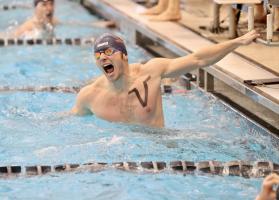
34, 0, 54, 7
94, 33, 127, 55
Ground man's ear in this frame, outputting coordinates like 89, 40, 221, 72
123, 54, 128, 61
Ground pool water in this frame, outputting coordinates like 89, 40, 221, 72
0, 0, 278, 200
0, 90, 278, 165
0, 171, 260, 200
0, 45, 150, 87
0, 90, 278, 199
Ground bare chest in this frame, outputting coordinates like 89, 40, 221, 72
91, 76, 161, 123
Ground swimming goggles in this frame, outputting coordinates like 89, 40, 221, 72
94, 47, 118, 60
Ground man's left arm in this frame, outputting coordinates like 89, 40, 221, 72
162, 30, 260, 78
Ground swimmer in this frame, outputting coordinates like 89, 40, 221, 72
12, 0, 57, 39
2, 0, 115, 39
141, 0, 181, 21
71, 30, 259, 128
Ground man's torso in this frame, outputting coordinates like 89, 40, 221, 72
85, 64, 164, 127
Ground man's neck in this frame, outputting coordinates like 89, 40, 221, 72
109, 64, 131, 93
33, 15, 53, 27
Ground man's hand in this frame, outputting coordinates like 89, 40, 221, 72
256, 173, 279, 200
236, 30, 260, 45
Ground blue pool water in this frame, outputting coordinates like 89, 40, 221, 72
0, 171, 260, 200
0, 45, 150, 87
0, 91, 278, 165
0, 0, 279, 199
0, 90, 278, 199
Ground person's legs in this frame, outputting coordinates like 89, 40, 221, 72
254, 2, 266, 23
141, 0, 168, 15
235, 4, 242, 24
274, 7, 279, 31
150, 0, 181, 21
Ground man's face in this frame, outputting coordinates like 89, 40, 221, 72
35, 1, 54, 23
95, 48, 126, 82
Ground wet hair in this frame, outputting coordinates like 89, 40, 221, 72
34, 0, 54, 7
94, 33, 127, 56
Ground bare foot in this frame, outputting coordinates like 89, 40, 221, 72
141, 5, 164, 15
149, 11, 181, 21
141, 0, 168, 15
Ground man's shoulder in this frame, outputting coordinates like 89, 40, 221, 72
14, 18, 35, 36
21, 18, 36, 30
80, 76, 105, 94
130, 63, 142, 74
131, 58, 167, 76
92, 75, 107, 88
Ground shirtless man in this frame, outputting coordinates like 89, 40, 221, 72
9, 0, 114, 39
13, 0, 56, 39
71, 30, 259, 128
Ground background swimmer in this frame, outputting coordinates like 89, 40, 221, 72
7, 0, 115, 39
13, 0, 56, 39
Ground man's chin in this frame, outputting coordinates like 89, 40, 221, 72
43, 15, 53, 22
106, 73, 119, 82
46, 17, 53, 23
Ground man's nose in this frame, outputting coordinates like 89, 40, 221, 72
46, 4, 54, 12
99, 52, 109, 60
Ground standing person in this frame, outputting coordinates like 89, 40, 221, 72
13, 0, 57, 39
142, 0, 181, 21
71, 30, 259, 128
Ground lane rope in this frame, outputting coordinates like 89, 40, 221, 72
0, 37, 95, 47
0, 86, 81, 93
0, 160, 278, 179
0, 85, 187, 94
0, 4, 32, 10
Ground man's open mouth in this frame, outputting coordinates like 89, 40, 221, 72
103, 64, 114, 74
46, 13, 53, 18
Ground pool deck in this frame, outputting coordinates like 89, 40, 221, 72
83, 0, 279, 121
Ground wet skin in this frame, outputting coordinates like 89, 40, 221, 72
72, 31, 260, 128
73, 51, 165, 127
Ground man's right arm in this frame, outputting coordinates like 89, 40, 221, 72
71, 104, 91, 115
71, 87, 92, 116
13, 20, 33, 38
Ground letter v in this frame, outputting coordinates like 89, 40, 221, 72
128, 76, 151, 108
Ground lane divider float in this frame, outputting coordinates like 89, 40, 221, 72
0, 4, 31, 10
0, 38, 95, 47
0, 160, 278, 179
